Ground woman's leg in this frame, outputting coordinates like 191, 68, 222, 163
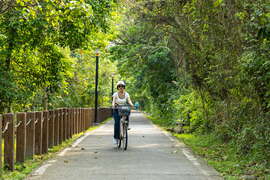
113, 109, 120, 139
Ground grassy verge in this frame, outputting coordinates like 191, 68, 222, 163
2, 118, 112, 180
149, 115, 270, 180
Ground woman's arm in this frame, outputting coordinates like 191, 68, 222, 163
112, 95, 116, 108
127, 96, 134, 107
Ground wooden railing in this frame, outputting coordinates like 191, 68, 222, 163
0, 107, 112, 171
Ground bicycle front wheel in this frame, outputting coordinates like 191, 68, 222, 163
122, 123, 128, 150
117, 139, 121, 148
117, 120, 122, 149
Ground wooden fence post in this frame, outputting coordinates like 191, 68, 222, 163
48, 111, 54, 148
85, 109, 89, 129
71, 108, 74, 136
3, 113, 14, 170
74, 108, 77, 134
85, 109, 87, 130
74, 109, 78, 134
97, 108, 100, 123
54, 109, 59, 146
82, 108, 84, 131
0, 115, 2, 170
79, 108, 82, 132
82, 108, 85, 131
66, 108, 69, 139
0, 115, 2, 171
59, 109, 63, 144
66, 109, 69, 139
77, 108, 79, 133
67, 109, 71, 139
70, 109, 73, 138
85, 108, 87, 130
77, 108, 80, 133
35, 112, 43, 155
91, 109, 94, 126
26, 112, 35, 159
90, 109, 93, 127
87, 109, 89, 129
62, 108, 65, 141
102, 108, 104, 122
63, 108, 67, 141
16, 113, 26, 163
42, 111, 49, 154
89, 109, 93, 127
83, 108, 85, 131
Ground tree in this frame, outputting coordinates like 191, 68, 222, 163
110, 0, 270, 165
0, 0, 117, 112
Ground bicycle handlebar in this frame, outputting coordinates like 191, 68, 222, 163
112, 104, 134, 110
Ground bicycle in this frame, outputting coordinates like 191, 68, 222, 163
115, 105, 131, 151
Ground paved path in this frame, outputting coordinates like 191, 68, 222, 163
26, 112, 222, 180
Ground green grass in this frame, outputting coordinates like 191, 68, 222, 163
2, 118, 112, 180
147, 115, 172, 128
174, 134, 270, 179
149, 116, 270, 179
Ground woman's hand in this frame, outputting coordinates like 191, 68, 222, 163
112, 103, 119, 109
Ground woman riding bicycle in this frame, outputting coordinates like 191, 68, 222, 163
112, 80, 134, 145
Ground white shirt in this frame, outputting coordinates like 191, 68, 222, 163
113, 92, 130, 106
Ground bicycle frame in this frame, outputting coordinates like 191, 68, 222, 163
115, 105, 130, 151
118, 115, 128, 150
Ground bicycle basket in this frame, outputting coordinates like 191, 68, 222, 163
118, 106, 131, 116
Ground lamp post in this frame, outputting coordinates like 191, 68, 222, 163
94, 49, 99, 123
111, 73, 115, 116
111, 73, 115, 101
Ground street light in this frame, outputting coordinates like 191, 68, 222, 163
94, 49, 99, 123
111, 73, 115, 101
111, 73, 115, 116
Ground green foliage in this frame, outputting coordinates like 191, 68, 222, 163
110, 0, 270, 176
175, 133, 270, 178
0, 0, 118, 112
0, 0, 269, 176
241, 51, 270, 111
174, 91, 207, 133
110, 21, 178, 119
58, 49, 117, 108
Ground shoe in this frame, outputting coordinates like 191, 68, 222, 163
128, 127, 131, 130
113, 138, 117, 145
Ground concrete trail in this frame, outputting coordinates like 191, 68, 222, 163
26, 112, 222, 180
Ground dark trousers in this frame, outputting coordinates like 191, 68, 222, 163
113, 109, 129, 139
